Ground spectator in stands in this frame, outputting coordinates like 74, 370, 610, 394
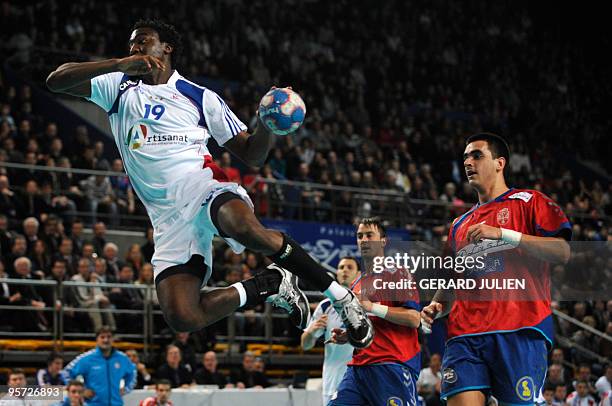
553, 384, 568, 405
541, 384, 556, 406
155, 345, 193, 388
102, 242, 122, 279
93, 257, 115, 285
417, 353, 442, 406
219, 151, 241, 183
547, 364, 568, 388
139, 380, 173, 406
91, 222, 107, 255
80, 166, 118, 226
10, 256, 47, 331
64, 326, 136, 406
134, 262, 156, 304
230, 351, 270, 389
71, 258, 115, 332
4, 369, 29, 403
125, 243, 144, 277
57, 380, 86, 406
22, 216, 39, 255
551, 348, 573, 385
70, 219, 85, 256
16, 179, 48, 219
194, 351, 228, 388
0, 214, 13, 256
596, 365, 612, 398
566, 380, 596, 405
37, 352, 67, 386
171, 332, 198, 373
141, 227, 154, 263
41, 214, 63, 254
126, 350, 153, 390
30, 239, 51, 275
0, 260, 22, 329
5, 234, 27, 275
54, 237, 78, 275
109, 264, 142, 332
0, 175, 19, 222
573, 364, 598, 397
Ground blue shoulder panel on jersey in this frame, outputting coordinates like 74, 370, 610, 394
175, 79, 208, 128
108, 74, 138, 116
320, 298, 332, 313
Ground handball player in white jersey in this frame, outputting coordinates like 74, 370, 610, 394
46, 19, 373, 348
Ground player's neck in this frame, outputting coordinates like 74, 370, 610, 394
477, 180, 509, 204
142, 68, 173, 85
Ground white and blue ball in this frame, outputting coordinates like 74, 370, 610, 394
258, 88, 306, 135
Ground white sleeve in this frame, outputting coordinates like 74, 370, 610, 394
306, 302, 326, 339
202, 88, 247, 145
86, 72, 125, 112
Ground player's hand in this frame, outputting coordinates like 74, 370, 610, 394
329, 328, 349, 344
466, 223, 501, 243
360, 299, 373, 312
420, 301, 443, 334
83, 389, 95, 399
308, 314, 328, 333
118, 55, 165, 75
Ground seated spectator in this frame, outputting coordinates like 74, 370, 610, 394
71, 258, 115, 332
417, 353, 442, 405
230, 351, 270, 389
172, 332, 197, 373
134, 262, 157, 305
596, 364, 612, 398
553, 384, 568, 405
155, 345, 193, 388
22, 216, 39, 255
102, 242, 123, 279
194, 351, 228, 388
5, 234, 27, 275
141, 227, 154, 263
551, 347, 573, 385
70, 219, 85, 256
125, 243, 144, 277
126, 350, 153, 389
573, 364, 598, 397
37, 352, 67, 386
91, 222, 107, 256
10, 256, 48, 331
139, 380, 173, 406
5, 369, 29, 401
57, 379, 86, 406
546, 364, 568, 388
566, 380, 596, 405
53, 237, 79, 275
109, 265, 142, 332
30, 239, 51, 275
0, 260, 22, 329
80, 167, 119, 226
93, 257, 116, 285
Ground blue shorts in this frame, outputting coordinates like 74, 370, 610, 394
441, 329, 548, 405
328, 363, 419, 406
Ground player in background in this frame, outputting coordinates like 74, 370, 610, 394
301, 256, 360, 406
421, 133, 571, 405
139, 380, 173, 406
46, 19, 373, 348
329, 218, 422, 406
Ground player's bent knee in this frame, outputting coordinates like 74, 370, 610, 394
162, 306, 205, 332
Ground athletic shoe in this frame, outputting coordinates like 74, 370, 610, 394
265, 263, 311, 330
333, 290, 375, 348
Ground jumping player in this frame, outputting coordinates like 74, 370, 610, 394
46, 19, 373, 348
421, 133, 571, 405
329, 218, 422, 405
301, 256, 360, 406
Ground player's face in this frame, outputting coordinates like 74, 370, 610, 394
336, 259, 359, 287
356, 223, 386, 257
128, 28, 166, 61
156, 384, 171, 403
463, 140, 503, 190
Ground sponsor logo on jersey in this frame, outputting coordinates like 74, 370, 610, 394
126, 123, 148, 150
508, 191, 533, 203
442, 368, 457, 384
126, 123, 189, 150
387, 397, 403, 406
497, 207, 510, 225
515, 376, 534, 401
119, 80, 138, 91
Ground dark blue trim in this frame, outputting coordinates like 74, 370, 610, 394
441, 385, 491, 400
402, 300, 420, 311
535, 221, 572, 237
320, 298, 332, 313
108, 74, 138, 116
175, 79, 208, 128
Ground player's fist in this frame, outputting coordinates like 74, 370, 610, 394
466, 223, 501, 243
420, 301, 443, 334
118, 55, 165, 75
329, 328, 349, 345
308, 314, 328, 332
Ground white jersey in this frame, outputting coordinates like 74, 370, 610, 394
307, 298, 354, 405
86, 70, 250, 276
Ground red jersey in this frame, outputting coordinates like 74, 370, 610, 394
447, 188, 571, 344
349, 268, 420, 368
139, 397, 173, 406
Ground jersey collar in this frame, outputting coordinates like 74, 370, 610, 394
166, 70, 181, 87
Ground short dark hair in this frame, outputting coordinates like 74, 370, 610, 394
543, 383, 555, 393
358, 217, 387, 237
156, 379, 172, 388
338, 256, 360, 271
96, 325, 113, 337
67, 379, 84, 389
132, 19, 183, 66
47, 352, 63, 365
465, 132, 510, 168
9, 368, 25, 377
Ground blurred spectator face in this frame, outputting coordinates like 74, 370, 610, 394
45, 123, 58, 137
82, 243, 95, 258
103, 243, 118, 260
0, 215, 7, 230
25, 151, 37, 164
298, 163, 309, 178
71, 221, 83, 237
221, 152, 231, 167
166, 346, 181, 366
25, 180, 38, 195
111, 159, 123, 172
336, 258, 359, 287
155, 383, 171, 403
94, 222, 106, 238
542, 388, 554, 403
551, 348, 564, 364
573, 302, 586, 319
0, 175, 10, 190
51, 261, 66, 279
14, 257, 31, 276
96, 330, 113, 351
128, 244, 142, 262
48, 357, 63, 374
225, 268, 242, 284
94, 141, 104, 156
607, 300, 612, 313
547, 364, 562, 382
59, 238, 73, 255
67, 382, 84, 405
430, 354, 442, 371
554, 385, 567, 401
146, 227, 154, 242
12, 237, 27, 256
119, 266, 134, 282
19, 119, 31, 134
176, 332, 189, 343
606, 365, 612, 381
245, 253, 258, 269
242, 353, 255, 371
126, 350, 139, 364
576, 382, 588, 397
139, 264, 153, 282
33, 240, 46, 256
578, 366, 590, 380
77, 259, 90, 277
8, 372, 26, 387
253, 357, 264, 373
94, 259, 107, 276
203, 351, 217, 372
50, 138, 62, 154
23, 218, 39, 237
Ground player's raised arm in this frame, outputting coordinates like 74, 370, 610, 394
223, 116, 276, 168
46, 55, 165, 97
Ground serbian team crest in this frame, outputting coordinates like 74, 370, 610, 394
126, 123, 148, 150
497, 207, 510, 225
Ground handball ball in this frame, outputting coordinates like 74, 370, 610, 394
258, 87, 306, 135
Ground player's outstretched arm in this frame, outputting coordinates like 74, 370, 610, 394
224, 115, 275, 168
46, 55, 165, 97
